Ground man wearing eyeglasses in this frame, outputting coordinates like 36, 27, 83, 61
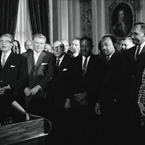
0, 33, 29, 122
24, 33, 54, 118
48, 40, 73, 144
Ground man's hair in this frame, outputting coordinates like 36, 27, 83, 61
102, 34, 117, 50
134, 22, 145, 33
24, 39, 33, 47
0, 33, 13, 42
72, 37, 80, 41
33, 33, 47, 42
80, 36, 93, 47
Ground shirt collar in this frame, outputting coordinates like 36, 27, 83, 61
34, 51, 42, 56
2, 50, 11, 57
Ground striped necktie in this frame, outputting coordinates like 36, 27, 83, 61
82, 57, 87, 76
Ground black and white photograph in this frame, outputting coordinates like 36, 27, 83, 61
0, 0, 145, 145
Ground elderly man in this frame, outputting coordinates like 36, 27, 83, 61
0, 33, 29, 122
49, 40, 72, 145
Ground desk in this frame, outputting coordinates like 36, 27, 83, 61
0, 114, 51, 145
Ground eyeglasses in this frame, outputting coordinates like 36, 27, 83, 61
0, 40, 12, 44
53, 44, 64, 50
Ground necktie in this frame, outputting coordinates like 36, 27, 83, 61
106, 55, 110, 60
56, 59, 60, 68
1, 54, 6, 67
82, 57, 87, 76
135, 45, 141, 59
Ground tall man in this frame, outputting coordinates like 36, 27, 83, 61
0, 33, 29, 122
24, 34, 54, 118
128, 22, 145, 145
68, 36, 105, 145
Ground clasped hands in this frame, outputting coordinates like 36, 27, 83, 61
24, 85, 41, 96
138, 97, 145, 116
74, 92, 88, 106
0, 85, 10, 95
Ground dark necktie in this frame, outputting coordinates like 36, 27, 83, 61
135, 45, 141, 59
56, 59, 60, 68
82, 57, 87, 76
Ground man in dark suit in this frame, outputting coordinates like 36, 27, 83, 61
48, 40, 73, 145
24, 33, 54, 118
68, 36, 106, 145
127, 22, 145, 145
0, 33, 29, 122
95, 34, 130, 145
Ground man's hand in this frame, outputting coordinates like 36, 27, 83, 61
0, 89, 5, 95
24, 87, 31, 96
64, 98, 71, 109
0, 85, 10, 93
30, 85, 41, 96
138, 97, 145, 116
74, 92, 87, 102
95, 102, 101, 115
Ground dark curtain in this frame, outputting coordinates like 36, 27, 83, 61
0, 0, 19, 36
28, 0, 50, 43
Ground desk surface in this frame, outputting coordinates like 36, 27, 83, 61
0, 115, 51, 145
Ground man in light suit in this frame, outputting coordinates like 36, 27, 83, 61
0, 33, 29, 122
24, 34, 54, 118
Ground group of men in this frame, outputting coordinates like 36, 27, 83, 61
95, 22, 145, 145
1, 22, 145, 145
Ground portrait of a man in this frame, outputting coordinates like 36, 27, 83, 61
111, 2, 133, 38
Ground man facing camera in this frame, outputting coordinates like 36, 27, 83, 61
24, 34, 54, 118
68, 36, 106, 145
48, 41, 73, 145
0, 33, 29, 122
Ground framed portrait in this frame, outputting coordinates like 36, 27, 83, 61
109, 1, 135, 38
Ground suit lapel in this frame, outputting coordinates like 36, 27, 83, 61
3, 52, 14, 68
140, 45, 145, 54
58, 54, 68, 71
35, 51, 45, 69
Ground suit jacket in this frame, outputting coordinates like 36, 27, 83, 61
27, 51, 54, 91
0, 52, 28, 113
69, 54, 106, 106
128, 46, 145, 109
100, 51, 130, 115
49, 54, 73, 107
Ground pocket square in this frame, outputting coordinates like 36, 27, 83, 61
62, 68, 67, 71
41, 63, 48, 65
10, 65, 16, 68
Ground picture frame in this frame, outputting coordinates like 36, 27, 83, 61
109, 1, 135, 39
